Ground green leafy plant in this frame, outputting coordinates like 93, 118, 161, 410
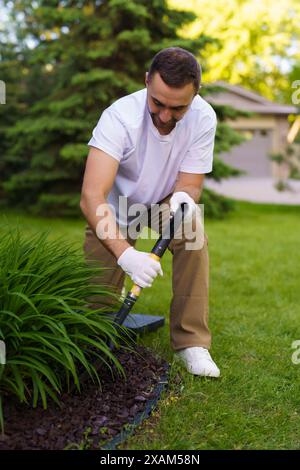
274, 180, 290, 192
268, 152, 286, 164
268, 146, 300, 189
64, 426, 93, 450
0, 228, 127, 432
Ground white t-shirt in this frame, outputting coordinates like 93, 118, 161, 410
88, 88, 217, 226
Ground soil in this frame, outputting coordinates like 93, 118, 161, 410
0, 345, 168, 450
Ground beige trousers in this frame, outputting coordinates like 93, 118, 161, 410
83, 194, 211, 351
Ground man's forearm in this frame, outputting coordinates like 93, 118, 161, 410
80, 194, 131, 259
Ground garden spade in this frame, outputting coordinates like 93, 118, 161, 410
77, 204, 187, 386
109, 203, 187, 348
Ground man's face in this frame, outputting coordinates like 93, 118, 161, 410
145, 72, 196, 134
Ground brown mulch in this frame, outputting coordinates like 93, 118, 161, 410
0, 345, 168, 450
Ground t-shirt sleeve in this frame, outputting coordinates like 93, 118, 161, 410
179, 114, 217, 174
87, 109, 127, 162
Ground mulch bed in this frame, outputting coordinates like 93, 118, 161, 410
0, 345, 168, 450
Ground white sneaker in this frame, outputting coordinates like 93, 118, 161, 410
175, 347, 220, 377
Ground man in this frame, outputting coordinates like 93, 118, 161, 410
80, 47, 220, 377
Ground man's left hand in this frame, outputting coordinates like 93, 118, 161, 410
169, 191, 197, 221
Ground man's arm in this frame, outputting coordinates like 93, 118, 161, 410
173, 171, 205, 202
80, 146, 131, 259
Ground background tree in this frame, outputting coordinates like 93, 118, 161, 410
0, 0, 244, 217
170, 0, 300, 103
0, 10, 27, 204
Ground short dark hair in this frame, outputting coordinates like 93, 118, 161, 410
148, 47, 201, 93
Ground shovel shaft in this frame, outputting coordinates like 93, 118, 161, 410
78, 203, 187, 383
113, 204, 185, 326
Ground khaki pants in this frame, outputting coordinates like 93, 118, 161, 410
83, 194, 211, 351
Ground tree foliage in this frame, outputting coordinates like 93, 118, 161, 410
0, 0, 244, 217
170, 0, 300, 102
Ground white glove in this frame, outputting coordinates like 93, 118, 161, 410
117, 247, 163, 288
170, 191, 197, 221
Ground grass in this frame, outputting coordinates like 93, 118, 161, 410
1, 202, 300, 449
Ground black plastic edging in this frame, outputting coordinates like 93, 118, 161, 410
100, 362, 169, 450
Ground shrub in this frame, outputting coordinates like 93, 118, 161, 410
201, 188, 235, 219
0, 228, 126, 431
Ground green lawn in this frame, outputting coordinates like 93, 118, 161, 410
1, 202, 300, 450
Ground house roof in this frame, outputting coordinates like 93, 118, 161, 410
204, 80, 298, 115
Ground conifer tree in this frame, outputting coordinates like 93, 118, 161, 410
1, 0, 243, 217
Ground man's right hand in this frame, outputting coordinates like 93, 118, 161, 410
117, 247, 163, 288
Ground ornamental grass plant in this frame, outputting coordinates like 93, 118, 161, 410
0, 228, 126, 431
